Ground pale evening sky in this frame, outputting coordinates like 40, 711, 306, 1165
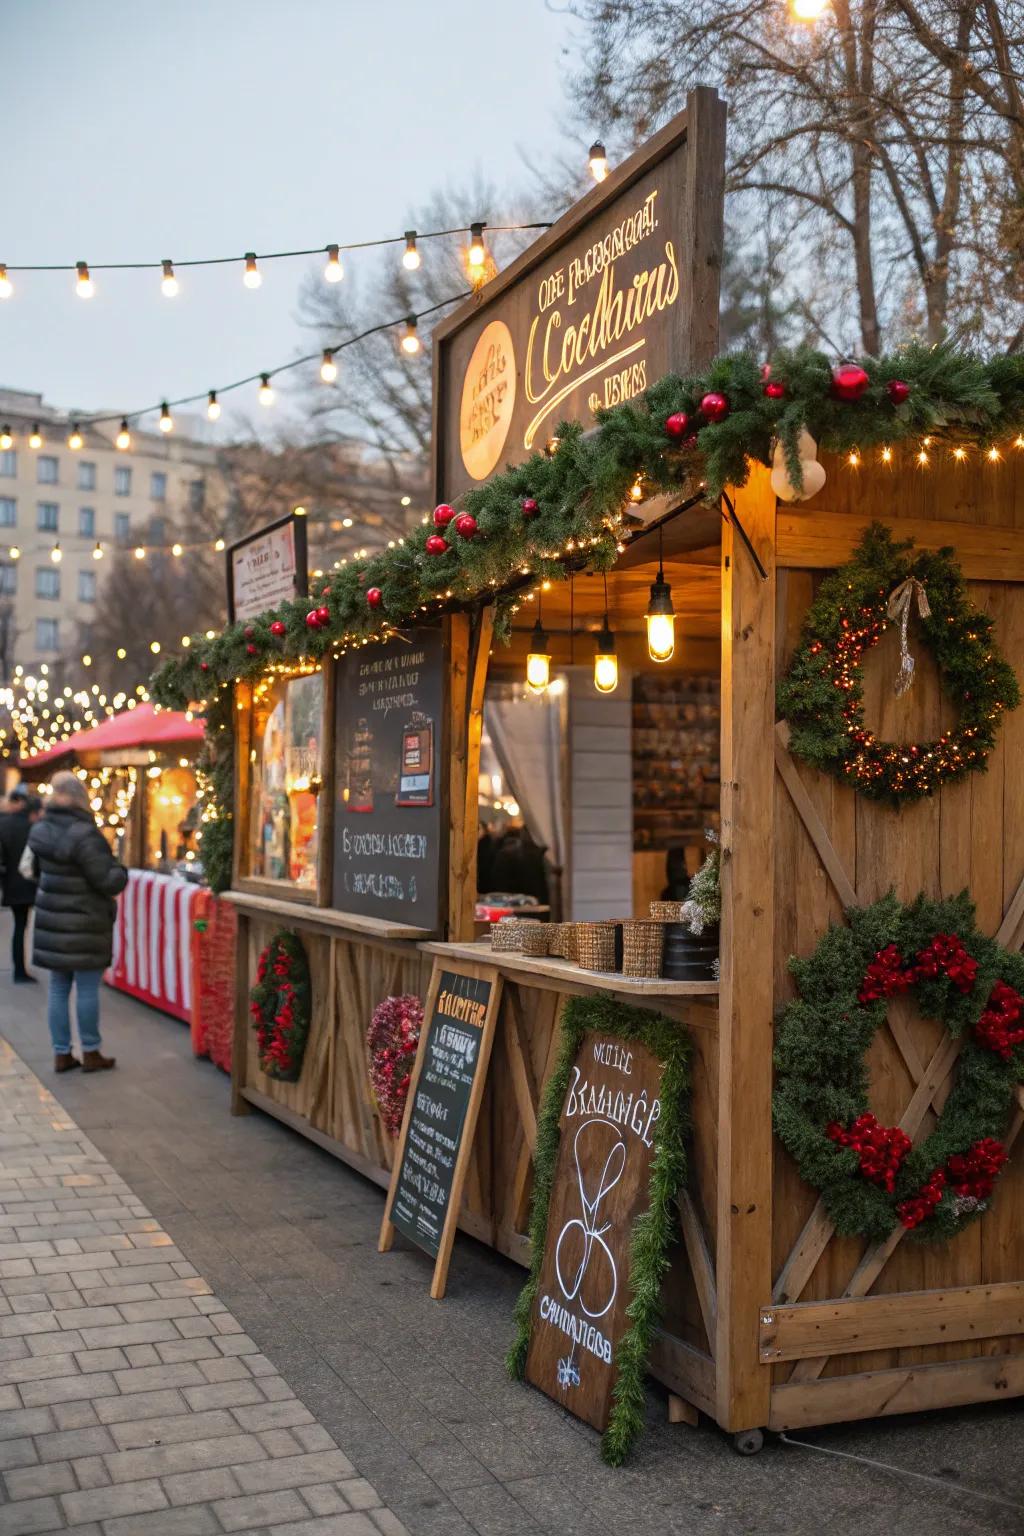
0, 0, 575, 434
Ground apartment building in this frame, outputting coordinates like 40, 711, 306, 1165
0, 388, 224, 678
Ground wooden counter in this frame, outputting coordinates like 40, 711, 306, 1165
420, 940, 719, 998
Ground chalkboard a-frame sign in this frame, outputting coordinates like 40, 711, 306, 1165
379, 960, 502, 1299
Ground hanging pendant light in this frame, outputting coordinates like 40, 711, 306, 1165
645, 525, 675, 663
525, 595, 551, 694
593, 573, 618, 692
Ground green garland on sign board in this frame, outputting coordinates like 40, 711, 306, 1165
506, 993, 691, 1466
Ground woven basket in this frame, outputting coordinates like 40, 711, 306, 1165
519, 921, 551, 957
575, 922, 618, 972
490, 918, 524, 953
650, 900, 687, 923
622, 919, 665, 978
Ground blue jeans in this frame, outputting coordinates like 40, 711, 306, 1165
47, 970, 103, 1055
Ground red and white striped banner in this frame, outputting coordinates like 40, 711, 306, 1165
106, 870, 198, 1023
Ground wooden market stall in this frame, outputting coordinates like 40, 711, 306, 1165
211, 86, 1024, 1454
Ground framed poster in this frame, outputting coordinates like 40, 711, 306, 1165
247, 671, 323, 891
332, 626, 445, 930
227, 512, 309, 623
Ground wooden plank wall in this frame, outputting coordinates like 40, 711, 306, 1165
567, 669, 634, 919
771, 447, 1024, 1392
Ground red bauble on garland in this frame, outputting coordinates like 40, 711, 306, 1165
367, 993, 424, 1137
831, 363, 870, 401
453, 513, 478, 539
200, 661, 209, 672
520, 497, 539, 518
433, 503, 456, 528
305, 610, 321, 629
244, 626, 254, 639
366, 587, 383, 609
269, 620, 286, 637
425, 534, 448, 555
887, 379, 910, 405
764, 380, 786, 400
700, 391, 730, 423
664, 411, 690, 439
315, 605, 330, 626
246, 643, 257, 656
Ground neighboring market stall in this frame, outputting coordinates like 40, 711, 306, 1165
153, 88, 1024, 1459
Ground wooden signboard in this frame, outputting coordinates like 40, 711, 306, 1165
379, 961, 502, 1298
432, 87, 726, 505
525, 1029, 665, 1432
332, 626, 446, 930
227, 512, 308, 623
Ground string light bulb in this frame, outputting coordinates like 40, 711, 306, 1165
214, 537, 225, 551
525, 617, 551, 694
8, 546, 19, 561
243, 252, 261, 289
400, 316, 420, 355
159, 401, 173, 433
92, 541, 103, 561
50, 542, 62, 565
403, 231, 420, 271
115, 419, 131, 450
0, 265, 11, 300
0, 426, 11, 451
75, 261, 93, 298
645, 527, 675, 663
791, 0, 828, 17
881, 446, 893, 464
68, 424, 83, 451
320, 349, 338, 383
588, 141, 609, 182
323, 244, 344, 283
467, 222, 487, 269
134, 546, 146, 560
258, 373, 274, 406
988, 446, 1001, 463
206, 390, 220, 421
150, 641, 161, 654
28, 424, 42, 450
160, 259, 178, 297
172, 542, 183, 557
593, 577, 618, 692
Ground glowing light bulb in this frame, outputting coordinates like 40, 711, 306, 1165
134, 546, 146, 560
0, 265, 11, 300
50, 542, 62, 564
116, 647, 126, 659
324, 244, 343, 282
320, 349, 338, 383
214, 537, 225, 551
82, 654, 91, 667
847, 450, 860, 467
403, 230, 420, 271
115, 419, 131, 450
525, 620, 551, 694
8, 546, 19, 560
243, 251, 261, 289
159, 402, 173, 433
75, 261, 94, 298
258, 373, 274, 406
68, 424, 83, 451
28, 424, 42, 450
172, 543, 183, 557
588, 141, 608, 182
0, 426, 11, 451
400, 316, 420, 355
593, 621, 618, 693
341, 516, 353, 528
150, 641, 161, 654
881, 446, 892, 464
953, 446, 967, 462
988, 446, 1001, 462
792, 0, 828, 16
293, 504, 307, 517
645, 571, 675, 663
467, 222, 487, 269
160, 259, 178, 297
206, 390, 220, 421
92, 541, 103, 560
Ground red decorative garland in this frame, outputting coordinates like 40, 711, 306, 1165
367, 994, 423, 1137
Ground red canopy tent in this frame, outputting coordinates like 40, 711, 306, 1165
17, 703, 204, 772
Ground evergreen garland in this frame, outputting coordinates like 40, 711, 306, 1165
774, 892, 1024, 1243
777, 524, 1020, 801
506, 993, 690, 1466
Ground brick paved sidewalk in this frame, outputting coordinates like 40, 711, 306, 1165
0, 1038, 405, 1536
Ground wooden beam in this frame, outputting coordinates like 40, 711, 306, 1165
715, 463, 776, 1432
769, 1352, 1024, 1431
761, 1282, 1024, 1363
778, 510, 1024, 581
649, 1333, 717, 1420
677, 1190, 718, 1356
773, 722, 859, 910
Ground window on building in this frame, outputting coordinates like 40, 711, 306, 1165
114, 511, 130, 544
189, 479, 205, 512
36, 567, 60, 599
36, 618, 59, 652
78, 507, 95, 537
0, 499, 15, 528
150, 471, 167, 501
0, 451, 15, 479
77, 461, 97, 491
37, 456, 59, 485
149, 516, 166, 545
114, 466, 131, 496
0, 565, 17, 596
37, 502, 59, 532
78, 569, 96, 603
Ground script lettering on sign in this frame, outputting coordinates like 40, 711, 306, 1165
525, 1030, 664, 1432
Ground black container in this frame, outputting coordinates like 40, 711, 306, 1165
662, 921, 719, 981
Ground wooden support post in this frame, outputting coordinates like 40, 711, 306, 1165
447, 605, 495, 942
715, 463, 776, 1432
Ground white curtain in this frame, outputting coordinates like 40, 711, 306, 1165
484, 680, 567, 885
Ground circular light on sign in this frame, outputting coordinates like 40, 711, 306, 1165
459, 319, 517, 482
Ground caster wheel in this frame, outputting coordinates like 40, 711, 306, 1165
733, 1428, 764, 1456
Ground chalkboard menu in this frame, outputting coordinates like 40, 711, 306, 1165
525, 1030, 665, 1432
380, 963, 501, 1297
332, 626, 445, 929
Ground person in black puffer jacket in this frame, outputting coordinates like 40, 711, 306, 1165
28, 770, 128, 1074
0, 785, 43, 983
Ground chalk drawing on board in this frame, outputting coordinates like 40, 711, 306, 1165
554, 1120, 625, 1322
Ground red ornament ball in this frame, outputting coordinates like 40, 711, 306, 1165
200, 661, 209, 672
700, 391, 730, 423
321, 584, 331, 597
305, 609, 321, 629
246, 643, 257, 655
269, 620, 286, 637
664, 411, 690, 439
832, 363, 870, 401
887, 378, 910, 405
366, 587, 383, 609
315, 605, 330, 625
432, 503, 456, 528
453, 513, 478, 539
244, 625, 254, 639
520, 497, 539, 518
764, 380, 786, 400
425, 534, 448, 555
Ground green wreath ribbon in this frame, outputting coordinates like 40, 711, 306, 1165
777, 523, 1020, 803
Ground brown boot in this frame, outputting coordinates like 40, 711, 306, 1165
82, 1050, 116, 1073
54, 1053, 80, 1073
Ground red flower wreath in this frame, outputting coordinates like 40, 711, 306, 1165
249, 930, 312, 1082
367, 994, 424, 1137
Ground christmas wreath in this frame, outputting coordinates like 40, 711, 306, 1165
777, 523, 1019, 803
367, 994, 424, 1137
774, 892, 1024, 1242
249, 930, 311, 1081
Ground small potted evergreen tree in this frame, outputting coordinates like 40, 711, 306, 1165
662, 832, 720, 981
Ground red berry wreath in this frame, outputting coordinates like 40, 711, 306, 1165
367, 994, 424, 1137
774, 892, 1024, 1241
249, 930, 312, 1082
